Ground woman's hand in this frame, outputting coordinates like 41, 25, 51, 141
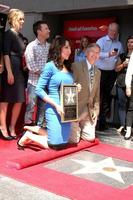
126, 87, 131, 97
55, 104, 64, 116
7, 71, 14, 85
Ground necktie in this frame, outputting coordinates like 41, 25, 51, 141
89, 65, 94, 90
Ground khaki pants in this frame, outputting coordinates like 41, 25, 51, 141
69, 117, 97, 143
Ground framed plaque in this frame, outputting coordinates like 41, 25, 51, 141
60, 84, 78, 122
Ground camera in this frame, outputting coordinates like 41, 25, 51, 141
114, 48, 118, 52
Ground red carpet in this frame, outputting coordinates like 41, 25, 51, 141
0, 138, 99, 169
0, 140, 133, 200
6, 139, 99, 169
86, 142, 133, 162
1, 151, 133, 200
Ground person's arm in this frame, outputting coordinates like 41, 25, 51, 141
4, 55, 14, 84
125, 53, 133, 96
115, 56, 128, 72
0, 54, 4, 74
96, 37, 117, 59
92, 70, 101, 120
35, 62, 64, 116
3, 32, 14, 85
71, 63, 79, 83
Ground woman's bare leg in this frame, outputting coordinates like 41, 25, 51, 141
10, 103, 22, 136
0, 102, 9, 137
24, 125, 46, 136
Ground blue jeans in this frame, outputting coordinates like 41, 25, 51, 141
117, 86, 126, 126
24, 83, 45, 127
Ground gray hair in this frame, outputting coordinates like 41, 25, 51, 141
86, 43, 101, 53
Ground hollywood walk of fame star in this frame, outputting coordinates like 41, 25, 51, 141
65, 88, 75, 104
71, 157, 133, 183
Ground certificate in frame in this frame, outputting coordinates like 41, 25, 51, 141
60, 84, 78, 122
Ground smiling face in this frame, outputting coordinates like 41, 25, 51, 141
8, 9, 25, 32
108, 23, 119, 40
38, 23, 50, 40
61, 40, 71, 62
86, 46, 100, 65
17, 14, 24, 30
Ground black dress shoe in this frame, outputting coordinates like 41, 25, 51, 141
10, 135, 18, 140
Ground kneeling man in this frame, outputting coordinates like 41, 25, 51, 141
70, 43, 101, 143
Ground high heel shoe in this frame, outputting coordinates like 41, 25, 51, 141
11, 135, 18, 139
9, 127, 18, 139
17, 139, 25, 150
0, 129, 13, 140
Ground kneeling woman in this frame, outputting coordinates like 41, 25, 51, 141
18, 36, 74, 150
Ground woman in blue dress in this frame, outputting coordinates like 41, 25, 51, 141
17, 37, 74, 150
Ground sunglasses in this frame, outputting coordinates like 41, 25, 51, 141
19, 18, 24, 21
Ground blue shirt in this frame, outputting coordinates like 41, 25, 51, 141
74, 50, 86, 62
96, 35, 124, 70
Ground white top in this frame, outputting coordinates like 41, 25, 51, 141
125, 52, 133, 88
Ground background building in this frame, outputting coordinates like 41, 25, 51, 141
1, 0, 133, 47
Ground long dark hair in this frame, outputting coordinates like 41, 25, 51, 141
126, 35, 133, 55
48, 36, 72, 72
120, 35, 133, 61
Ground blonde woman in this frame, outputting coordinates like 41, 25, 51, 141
0, 9, 25, 140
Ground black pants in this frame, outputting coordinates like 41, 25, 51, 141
99, 69, 117, 126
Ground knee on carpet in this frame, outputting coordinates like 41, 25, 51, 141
81, 131, 95, 142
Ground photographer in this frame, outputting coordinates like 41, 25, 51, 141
96, 22, 124, 130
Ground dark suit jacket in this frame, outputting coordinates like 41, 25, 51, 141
72, 60, 101, 122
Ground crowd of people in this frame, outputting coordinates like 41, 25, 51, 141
0, 8, 133, 151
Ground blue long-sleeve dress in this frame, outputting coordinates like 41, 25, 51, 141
35, 61, 74, 145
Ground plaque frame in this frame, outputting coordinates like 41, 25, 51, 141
60, 84, 78, 122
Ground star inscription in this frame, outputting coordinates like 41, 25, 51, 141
71, 157, 133, 183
